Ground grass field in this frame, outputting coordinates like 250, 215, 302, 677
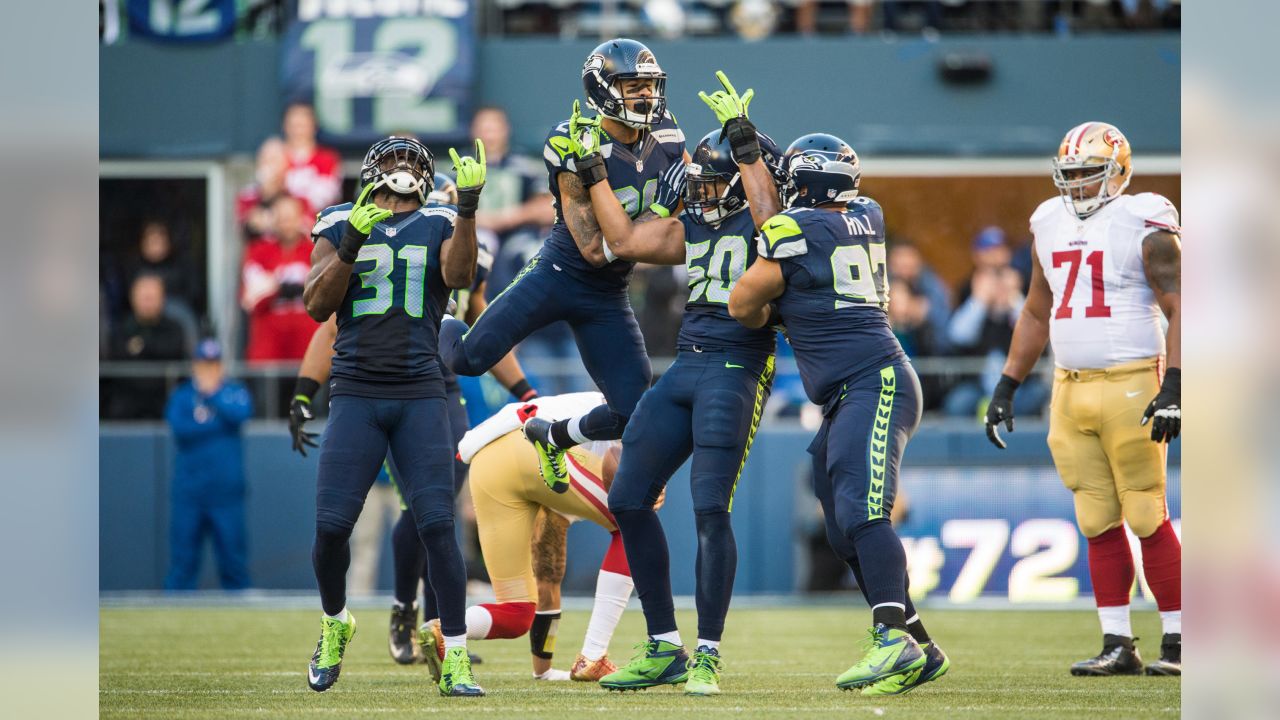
101, 606, 1179, 719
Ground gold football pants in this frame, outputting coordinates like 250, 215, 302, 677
1046, 357, 1169, 539
467, 432, 616, 604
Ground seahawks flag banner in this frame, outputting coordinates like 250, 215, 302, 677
281, 2, 476, 147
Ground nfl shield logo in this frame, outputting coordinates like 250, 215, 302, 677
636, 160, 643, 171
385, 227, 397, 237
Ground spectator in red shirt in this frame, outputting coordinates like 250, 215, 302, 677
241, 194, 318, 362
236, 136, 290, 242
282, 103, 341, 215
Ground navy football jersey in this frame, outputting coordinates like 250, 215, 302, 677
677, 208, 776, 355
541, 111, 686, 288
313, 202, 459, 398
758, 197, 906, 409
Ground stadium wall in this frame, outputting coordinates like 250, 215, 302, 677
100, 424, 1180, 604
99, 34, 1179, 158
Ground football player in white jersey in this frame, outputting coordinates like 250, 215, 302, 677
983, 122, 1182, 677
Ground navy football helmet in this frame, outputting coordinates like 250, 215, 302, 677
426, 171, 457, 206
686, 129, 783, 225
582, 38, 667, 129
782, 133, 860, 208
360, 136, 434, 203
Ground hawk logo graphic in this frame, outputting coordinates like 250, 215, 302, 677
582, 54, 605, 77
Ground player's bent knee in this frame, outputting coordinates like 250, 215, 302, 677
415, 517, 457, 542
1122, 501, 1166, 539
478, 601, 536, 639
1076, 514, 1123, 539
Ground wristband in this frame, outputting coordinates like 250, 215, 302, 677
293, 377, 321, 404
337, 223, 368, 264
456, 188, 481, 218
993, 373, 1021, 399
575, 153, 608, 187
529, 611, 560, 660
507, 378, 536, 402
724, 116, 761, 165
602, 238, 619, 263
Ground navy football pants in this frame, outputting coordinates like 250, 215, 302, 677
810, 362, 922, 612
389, 382, 471, 616
314, 394, 468, 635
609, 349, 775, 640
440, 256, 652, 441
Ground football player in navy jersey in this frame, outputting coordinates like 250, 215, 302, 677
438, 38, 689, 488
729, 134, 950, 696
288, 171, 537, 671
300, 136, 486, 697
554, 72, 782, 695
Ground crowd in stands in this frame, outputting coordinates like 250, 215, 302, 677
101, 98, 1047, 422
103, 0, 1179, 44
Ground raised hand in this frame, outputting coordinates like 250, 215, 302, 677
449, 139, 486, 217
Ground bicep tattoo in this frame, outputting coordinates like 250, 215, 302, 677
1142, 230, 1181, 295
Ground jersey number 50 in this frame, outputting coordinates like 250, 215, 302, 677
687, 235, 748, 304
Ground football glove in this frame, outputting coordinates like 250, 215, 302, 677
984, 374, 1020, 450
289, 377, 321, 457
698, 70, 754, 124
339, 182, 394, 262
449, 139, 486, 217
700, 71, 761, 164
1141, 367, 1180, 443
568, 100, 608, 187
650, 160, 687, 218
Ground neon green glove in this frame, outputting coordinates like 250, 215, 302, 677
338, 182, 394, 262
698, 70, 754, 124
700, 71, 761, 164
449, 139, 486, 217
568, 99, 607, 186
568, 99, 603, 158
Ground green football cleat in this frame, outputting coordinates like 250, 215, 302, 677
861, 640, 950, 696
307, 613, 357, 692
439, 646, 485, 697
684, 646, 723, 696
598, 639, 690, 691
522, 417, 569, 492
836, 624, 926, 690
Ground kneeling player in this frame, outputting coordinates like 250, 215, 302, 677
417, 392, 639, 682
730, 134, 949, 695
984, 122, 1181, 676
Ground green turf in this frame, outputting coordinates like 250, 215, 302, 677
100, 606, 1179, 719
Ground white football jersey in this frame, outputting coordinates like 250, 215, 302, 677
1031, 193, 1180, 370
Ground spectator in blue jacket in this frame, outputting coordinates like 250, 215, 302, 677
164, 338, 254, 590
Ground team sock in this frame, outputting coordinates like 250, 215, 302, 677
324, 607, 350, 624
443, 633, 467, 651
612, 508, 678, 638
312, 525, 353, 617
1139, 520, 1182, 614
418, 520, 469, 637
390, 511, 425, 607
652, 630, 682, 646
580, 536, 634, 661
694, 511, 737, 643
1087, 525, 1136, 637
696, 639, 720, 652
851, 520, 909, 628
1097, 604, 1133, 638
905, 614, 932, 645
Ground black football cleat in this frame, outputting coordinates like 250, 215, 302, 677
388, 602, 420, 665
1070, 634, 1144, 676
1145, 633, 1181, 676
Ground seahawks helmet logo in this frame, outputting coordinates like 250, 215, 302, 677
583, 55, 605, 77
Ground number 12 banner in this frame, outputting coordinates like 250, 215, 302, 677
281, 3, 476, 147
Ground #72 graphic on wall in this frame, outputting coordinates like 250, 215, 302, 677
281, 1, 476, 148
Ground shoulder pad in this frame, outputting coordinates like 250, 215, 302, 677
1122, 193, 1181, 234
1029, 197, 1061, 232
759, 213, 808, 259
544, 121, 575, 167
313, 203, 354, 235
